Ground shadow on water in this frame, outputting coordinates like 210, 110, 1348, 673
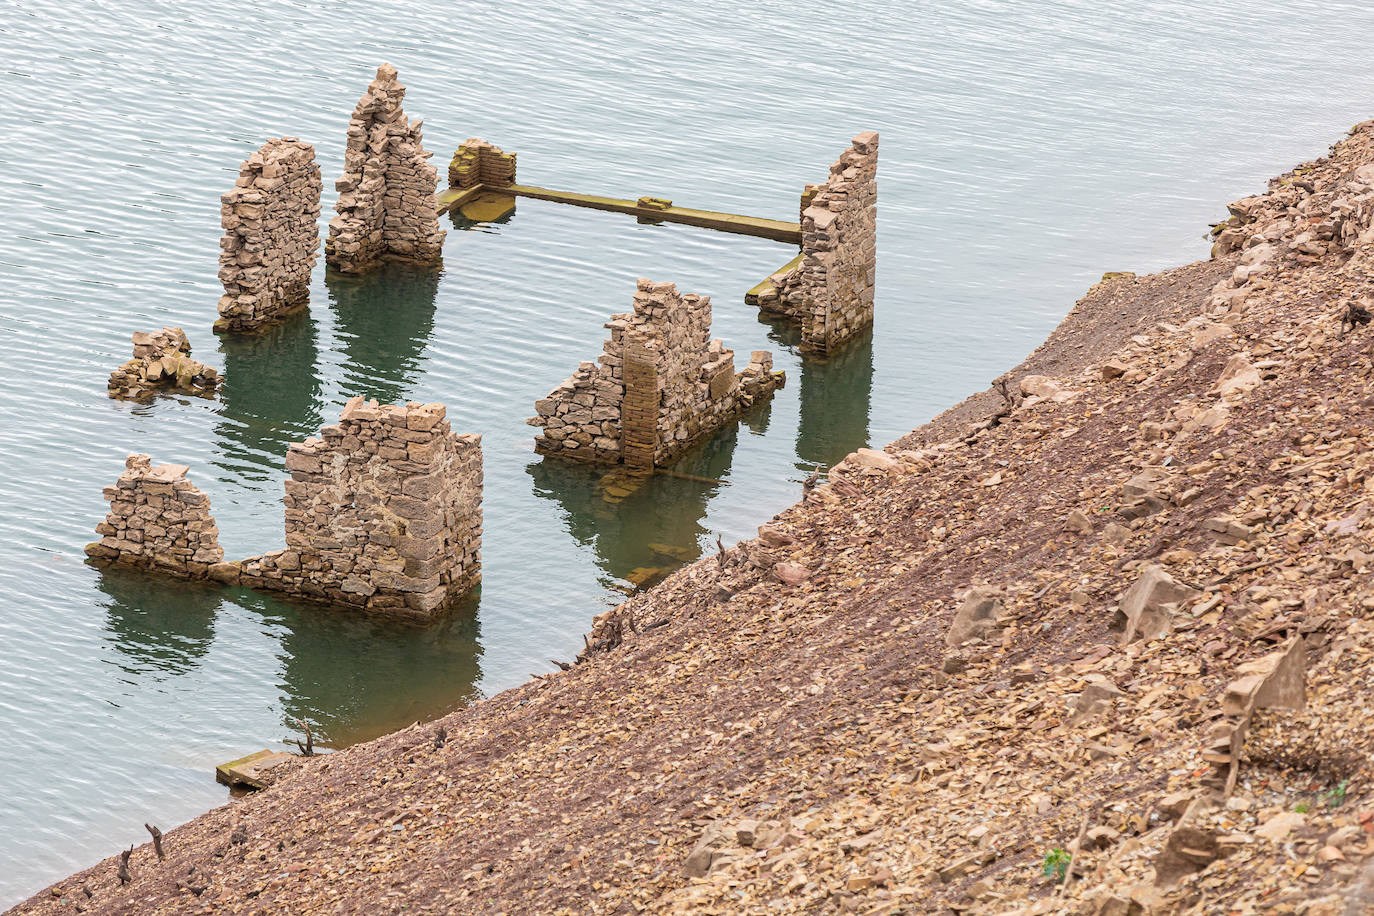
763, 319, 875, 470
325, 262, 441, 406
232, 588, 484, 749
95, 566, 222, 680
528, 415, 755, 591
212, 310, 324, 479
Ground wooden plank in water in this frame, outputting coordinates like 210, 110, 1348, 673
435, 185, 486, 213
501, 184, 802, 244
215, 749, 295, 790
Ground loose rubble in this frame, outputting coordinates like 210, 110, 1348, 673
214, 137, 322, 333
324, 64, 445, 274
26, 124, 1374, 916
529, 279, 784, 468
106, 327, 218, 399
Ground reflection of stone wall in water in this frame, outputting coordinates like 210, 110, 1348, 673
84, 455, 224, 578
758, 132, 878, 355
529, 280, 784, 468
326, 262, 440, 406
96, 567, 219, 679
214, 311, 323, 477
325, 64, 445, 274
796, 325, 875, 469
225, 398, 483, 619
215, 138, 323, 333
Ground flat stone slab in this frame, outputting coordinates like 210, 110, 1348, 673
458, 191, 516, 223
215, 749, 295, 790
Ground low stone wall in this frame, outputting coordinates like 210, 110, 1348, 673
529, 279, 784, 468
214, 138, 322, 333
84, 455, 224, 578
757, 131, 878, 355
107, 327, 219, 399
224, 398, 482, 618
325, 64, 446, 274
448, 138, 516, 189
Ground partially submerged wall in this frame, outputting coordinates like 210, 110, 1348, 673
756, 131, 878, 355
84, 455, 224, 578
325, 64, 446, 274
448, 138, 516, 189
529, 279, 783, 468
215, 138, 323, 333
228, 398, 482, 618
107, 327, 219, 399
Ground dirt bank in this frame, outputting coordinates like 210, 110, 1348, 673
15, 123, 1374, 916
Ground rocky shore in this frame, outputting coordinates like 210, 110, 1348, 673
16, 123, 1374, 915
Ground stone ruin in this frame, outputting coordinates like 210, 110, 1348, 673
84, 455, 224, 578
448, 138, 517, 190
222, 398, 482, 618
529, 279, 784, 469
325, 64, 446, 274
214, 137, 323, 333
87, 400, 483, 619
107, 327, 219, 399
754, 131, 878, 355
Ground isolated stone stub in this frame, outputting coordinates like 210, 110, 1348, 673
84, 454, 224, 578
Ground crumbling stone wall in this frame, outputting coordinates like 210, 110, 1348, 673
325, 64, 446, 274
215, 138, 323, 333
448, 138, 516, 189
757, 131, 878, 355
226, 398, 482, 618
107, 327, 219, 399
529, 279, 783, 468
84, 455, 224, 578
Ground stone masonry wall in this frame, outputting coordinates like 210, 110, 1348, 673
325, 64, 446, 274
225, 398, 482, 619
448, 138, 517, 189
529, 279, 784, 468
215, 138, 322, 333
758, 131, 878, 355
84, 455, 224, 578
107, 326, 219, 399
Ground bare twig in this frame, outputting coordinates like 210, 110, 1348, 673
715, 534, 727, 571
293, 718, 315, 757
145, 823, 164, 859
117, 846, 133, 885
1056, 805, 1098, 897
550, 659, 573, 671
433, 726, 447, 751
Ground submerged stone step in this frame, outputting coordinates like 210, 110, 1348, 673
215, 749, 294, 790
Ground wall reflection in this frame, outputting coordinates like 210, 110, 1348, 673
325, 262, 441, 406
763, 319, 875, 470
96, 566, 221, 680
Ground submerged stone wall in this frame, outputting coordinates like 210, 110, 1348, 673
448, 138, 517, 189
325, 64, 446, 274
107, 327, 219, 399
84, 455, 224, 578
226, 398, 482, 618
215, 138, 323, 333
529, 279, 783, 468
757, 131, 878, 355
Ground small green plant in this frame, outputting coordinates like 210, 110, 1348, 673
1323, 779, 1352, 809
1041, 847, 1072, 883
1294, 801, 1312, 814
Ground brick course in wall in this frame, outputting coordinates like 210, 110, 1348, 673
325, 64, 446, 274
214, 138, 323, 333
757, 131, 878, 355
529, 279, 784, 468
448, 138, 516, 189
84, 455, 224, 578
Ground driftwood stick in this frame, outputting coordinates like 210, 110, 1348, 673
433, 726, 447, 750
144, 823, 164, 859
116, 846, 133, 885
294, 717, 315, 757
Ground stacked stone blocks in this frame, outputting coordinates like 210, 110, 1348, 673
107, 327, 219, 399
230, 398, 482, 618
759, 131, 879, 355
529, 279, 784, 468
84, 455, 224, 578
448, 138, 517, 189
215, 138, 322, 333
325, 64, 446, 273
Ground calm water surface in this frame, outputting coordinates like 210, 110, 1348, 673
4, 0, 1374, 903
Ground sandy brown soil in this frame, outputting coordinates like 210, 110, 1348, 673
15, 124, 1374, 916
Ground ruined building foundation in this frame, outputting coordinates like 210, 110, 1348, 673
85, 455, 224, 578
529, 279, 784, 469
752, 131, 878, 355
325, 64, 446, 274
88, 401, 482, 619
107, 327, 219, 400
215, 137, 323, 333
